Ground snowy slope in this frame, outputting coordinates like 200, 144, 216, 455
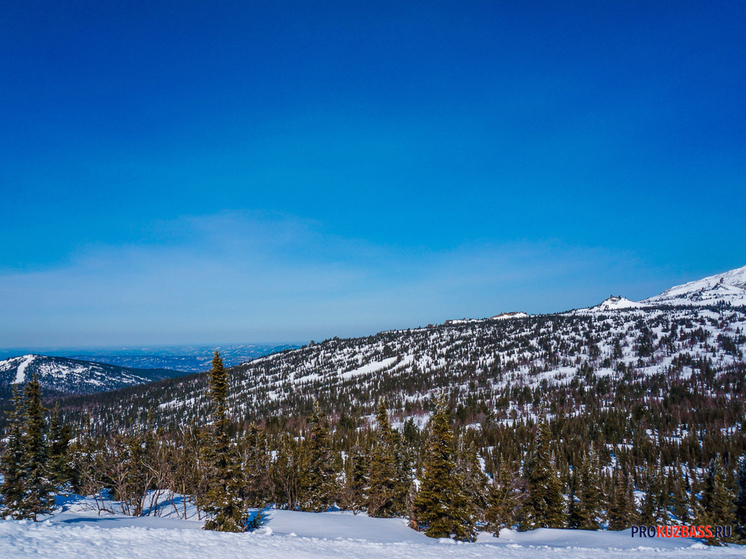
0, 354, 185, 395
643, 265, 746, 306
0, 500, 738, 559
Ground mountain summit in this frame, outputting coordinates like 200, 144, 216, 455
643, 264, 746, 306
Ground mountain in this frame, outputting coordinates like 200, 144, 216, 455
0, 354, 188, 396
642, 264, 746, 306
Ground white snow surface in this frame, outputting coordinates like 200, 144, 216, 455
643, 265, 746, 306
1, 496, 744, 559
12, 354, 36, 384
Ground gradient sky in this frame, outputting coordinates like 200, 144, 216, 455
1, 1, 745, 348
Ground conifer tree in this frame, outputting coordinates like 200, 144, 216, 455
485, 460, 521, 536
302, 401, 338, 512
242, 422, 273, 508
608, 470, 632, 530
457, 439, 489, 522
367, 400, 398, 517
202, 351, 247, 532
344, 443, 369, 513
413, 396, 476, 541
0, 386, 27, 518
573, 450, 602, 530
736, 457, 746, 538
520, 420, 565, 530
47, 403, 74, 492
21, 374, 55, 520
698, 456, 736, 543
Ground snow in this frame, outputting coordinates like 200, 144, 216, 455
491, 312, 529, 320
12, 354, 36, 384
644, 265, 746, 306
340, 356, 399, 380
1, 496, 744, 559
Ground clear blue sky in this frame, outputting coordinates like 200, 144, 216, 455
1, 1, 745, 348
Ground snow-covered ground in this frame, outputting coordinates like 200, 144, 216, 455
1, 495, 745, 559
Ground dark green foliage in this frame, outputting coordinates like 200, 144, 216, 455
520, 421, 565, 530
302, 401, 338, 512
202, 352, 247, 532
568, 451, 602, 530
242, 422, 273, 507
608, 470, 632, 530
367, 400, 398, 517
485, 460, 522, 536
698, 456, 736, 544
20, 375, 55, 520
0, 386, 27, 518
47, 404, 74, 491
736, 457, 746, 538
413, 396, 476, 542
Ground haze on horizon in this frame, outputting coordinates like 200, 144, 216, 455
1, 2, 744, 349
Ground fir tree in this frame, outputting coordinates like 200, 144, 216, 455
485, 460, 521, 536
0, 386, 27, 518
20, 374, 55, 520
367, 400, 397, 516
242, 422, 273, 508
343, 442, 369, 513
574, 450, 602, 530
736, 457, 746, 538
202, 351, 247, 532
520, 420, 565, 530
47, 403, 74, 492
608, 470, 632, 530
698, 456, 736, 544
412, 396, 476, 542
302, 401, 338, 512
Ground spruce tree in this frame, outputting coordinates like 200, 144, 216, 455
367, 400, 397, 517
698, 456, 736, 543
47, 403, 74, 492
344, 443, 369, 513
608, 470, 632, 530
520, 420, 565, 530
202, 351, 247, 532
303, 401, 338, 512
736, 457, 746, 538
242, 422, 273, 508
21, 374, 55, 520
412, 396, 476, 541
0, 386, 27, 518
485, 460, 521, 536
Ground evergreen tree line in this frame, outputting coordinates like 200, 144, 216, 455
3, 354, 746, 544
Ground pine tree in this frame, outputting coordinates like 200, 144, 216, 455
412, 396, 476, 541
20, 374, 55, 520
202, 351, 247, 532
520, 420, 565, 530
0, 386, 27, 518
302, 401, 338, 512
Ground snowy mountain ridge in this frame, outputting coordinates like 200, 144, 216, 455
0, 354, 188, 395
642, 264, 746, 306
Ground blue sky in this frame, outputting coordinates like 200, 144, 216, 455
1, 1, 745, 348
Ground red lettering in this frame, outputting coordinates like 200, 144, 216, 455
704, 526, 713, 538
657, 526, 665, 537
673, 526, 681, 538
